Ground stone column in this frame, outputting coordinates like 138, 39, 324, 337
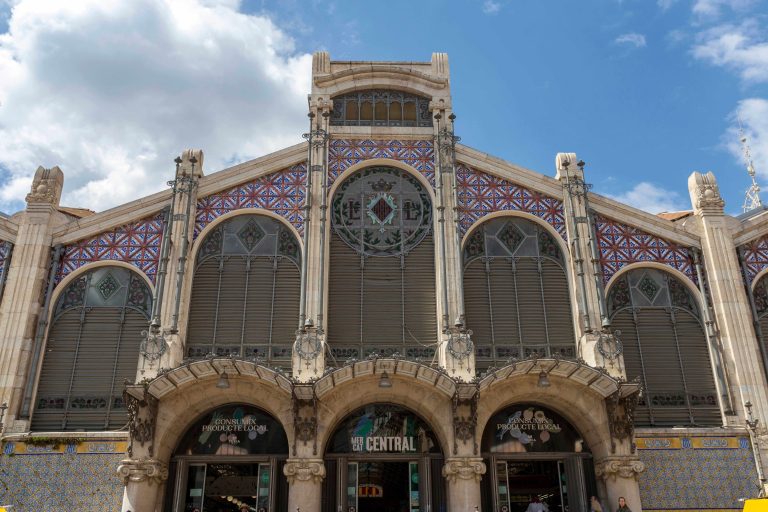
292, 91, 330, 381
595, 456, 645, 512
117, 457, 169, 512
139, 150, 203, 380
284, 458, 325, 512
688, 171, 767, 426
555, 154, 623, 376
0, 166, 66, 431
442, 457, 486, 512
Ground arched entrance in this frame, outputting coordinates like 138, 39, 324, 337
323, 403, 445, 512
166, 403, 290, 512
481, 403, 597, 512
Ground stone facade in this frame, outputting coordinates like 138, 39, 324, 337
0, 52, 765, 512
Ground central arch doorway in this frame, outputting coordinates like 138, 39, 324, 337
323, 404, 445, 512
481, 403, 598, 512
166, 403, 289, 512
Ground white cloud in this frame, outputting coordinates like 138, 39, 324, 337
0, 0, 312, 213
608, 182, 687, 214
692, 21, 768, 83
657, 0, 678, 11
692, 0, 754, 19
726, 98, 768, 182
615, 33, 647, 48
482, 0, 501, 14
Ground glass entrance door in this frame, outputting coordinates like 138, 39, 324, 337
495, 460, 565, 512
180, 462, 273, 512
345, 461, 419, 512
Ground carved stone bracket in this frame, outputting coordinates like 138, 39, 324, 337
117, 457, 169, 486
605, 386, 640, 454
292, 382, 318, 456
283, 459, 326, 485
452, 382, 479, 455
442, 457, 486, 483
594, 456, 645, 481
124, 384, 159, 458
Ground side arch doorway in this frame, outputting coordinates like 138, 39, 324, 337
165, 403, 290, 512
481, 403, 599, 512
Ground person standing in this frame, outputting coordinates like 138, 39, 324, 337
616, 497, 632, 512
590, 495, 604, 512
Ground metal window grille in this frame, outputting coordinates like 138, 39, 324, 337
607, 268, 720, 426
186, 215, 301, 365
462, 217, 576, 373
329, 90, 433, 128
327, 167, 438, 359
32, 266, 152, 431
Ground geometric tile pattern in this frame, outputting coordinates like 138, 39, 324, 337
637, 437, 756, 510
56, 213, 165, 285
456, 163, 567, 238
194, 162, 307, 238
328, 139, 435, 187
595, 214, 697, 285
740, 233, 768, 285
0, 451, 124, 511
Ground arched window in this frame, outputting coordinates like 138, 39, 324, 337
327, 166, 437, 360
329, 90, 433, 127
186, 215, 301, 365
463, 217, 575, 372
32, 266, 151, 431
752, 275, 768, 353
607, 268, 720, 426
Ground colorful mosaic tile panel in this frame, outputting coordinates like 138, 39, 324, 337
456, 164, 567, 238
57, 213, 165, 285
328, 139, 435, 186
0, 447, 125, 511
741, 234, 768, 285
195, 163, 307, 238
637, 436, 756, 510
595, 215, 696, 285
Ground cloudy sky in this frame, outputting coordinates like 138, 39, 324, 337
0, 0, 766, 215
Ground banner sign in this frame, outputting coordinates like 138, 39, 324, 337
328, 404, 440, 454
175, 404, 288, 455
483, 404, 584, 453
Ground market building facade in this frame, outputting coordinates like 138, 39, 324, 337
0, 53, 765, 511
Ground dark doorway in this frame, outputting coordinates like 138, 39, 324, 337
354, 461, 415, 512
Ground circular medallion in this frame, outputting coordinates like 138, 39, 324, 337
332, 167, 432, 256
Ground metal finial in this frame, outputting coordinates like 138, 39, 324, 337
739, 117, 762, 213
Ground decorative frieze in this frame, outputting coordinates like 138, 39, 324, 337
594, 215, 696, 285
283, 459, 326, 484
56, 213, 165, 284
456, 164, 567, 238
194, 163, 307, 237
328, 139, 435, 186
441, 457, 486, 483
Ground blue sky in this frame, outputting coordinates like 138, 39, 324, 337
0, 0, 766, 215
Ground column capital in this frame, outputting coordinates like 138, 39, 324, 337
594, 456, 645, 481
117, 457, 169, 485
283, 458, 326, 484
442, 457, 487, 483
